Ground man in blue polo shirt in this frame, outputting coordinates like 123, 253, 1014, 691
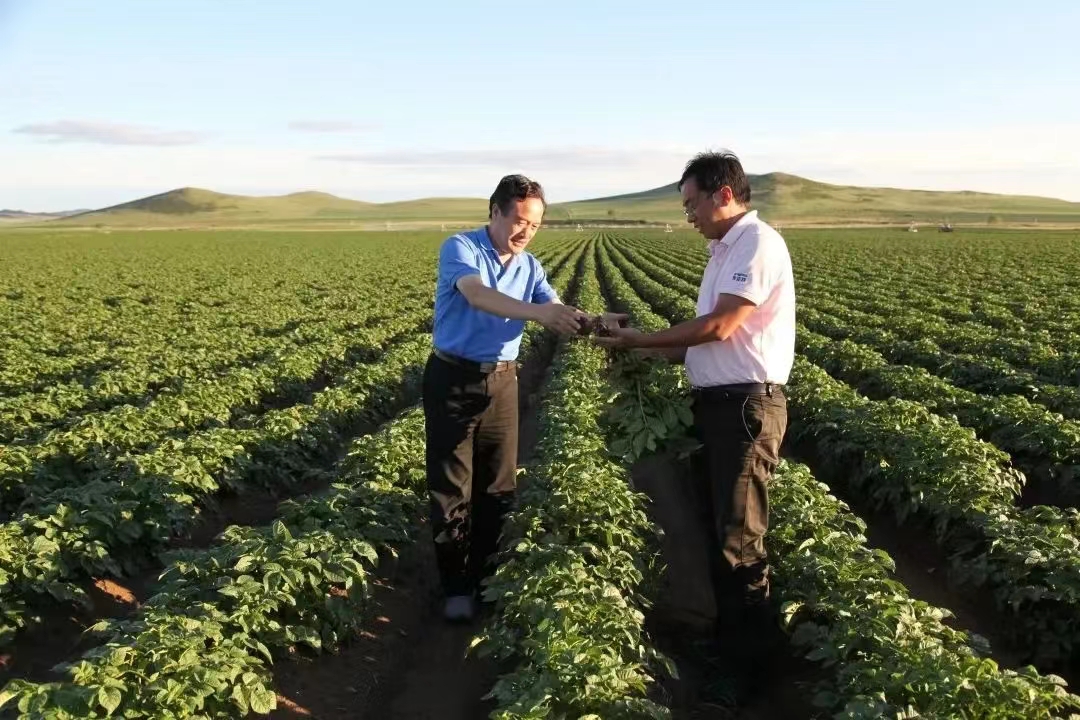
424, 174, 585, 621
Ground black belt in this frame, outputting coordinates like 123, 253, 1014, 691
691, 382, 783, 399
432, 348, 517, 373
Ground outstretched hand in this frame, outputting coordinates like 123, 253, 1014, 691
592, 325, 645, 349
535, 303, 588, 335
599, 312, 630, 330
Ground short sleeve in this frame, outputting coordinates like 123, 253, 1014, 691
715, 231, 776, 306
439, 235, 481, 289
530, 259, 558, 304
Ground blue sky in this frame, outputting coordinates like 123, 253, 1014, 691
3, 0, 1079, 210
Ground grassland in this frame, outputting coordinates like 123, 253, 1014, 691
550, 172, 1080, 225
50, 188, 488, 229
18, 173, 1080, 230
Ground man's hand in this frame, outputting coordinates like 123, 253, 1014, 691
534, 303, 586, 335
599, 312, 630, 332
594, 330, 686, 362
592, 326, 644, 349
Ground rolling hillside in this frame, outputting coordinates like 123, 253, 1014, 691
31, 173, 1080, 228
0, 209, 89, 224
56, 188, 488, 228
548, 173, 1080, 225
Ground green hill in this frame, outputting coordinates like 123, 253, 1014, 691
548, 172, 1080, 225
57, 188, 488, 228
43, 174, 1080, 229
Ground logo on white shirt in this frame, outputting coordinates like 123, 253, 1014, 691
732, 272, 749, 283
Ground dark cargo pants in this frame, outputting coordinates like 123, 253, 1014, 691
422, 352, 518, 597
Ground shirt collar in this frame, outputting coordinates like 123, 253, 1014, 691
480, 226, 521, 267
480, 226, 497, 256
707, 210, 758, 256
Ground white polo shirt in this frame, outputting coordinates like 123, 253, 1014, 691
684, 210, 795, 388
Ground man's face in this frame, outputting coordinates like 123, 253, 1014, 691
680, 178, 717, 238
490, 197, 544, 255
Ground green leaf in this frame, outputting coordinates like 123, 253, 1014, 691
178, 646, 199, 666
231, 682, 250, 713
254, 640, 273, 663
97, 686, 122, 715
646, 415, 667, 439
250, 687, 277, 714
271, 520, 293, 542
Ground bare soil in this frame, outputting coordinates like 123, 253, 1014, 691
269, 535, 499, 720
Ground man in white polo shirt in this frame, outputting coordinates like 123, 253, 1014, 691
596, 150, 794, 685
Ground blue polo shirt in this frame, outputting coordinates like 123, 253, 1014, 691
433, 227, 558, 362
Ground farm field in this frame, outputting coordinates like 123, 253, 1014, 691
2, 226, 1080, 718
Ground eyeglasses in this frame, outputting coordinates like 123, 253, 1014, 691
682, 195, 705, 218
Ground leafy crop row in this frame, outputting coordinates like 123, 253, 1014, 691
801, 272, 1080, 383
0, 232, 588, 716
473, 240, 673, 719
612, 237, 1080, 667
594, 238, 695, 463
0, 295, 426, 446
1, 404, 429, 718
0, 232, 435, 397
598, 234, 1080, 714
632, 230, 1080, 349
0, 309, 432, 512
797, 327, 1080, 503
770, 460, 1080, 718
0, 333, 431, 647
785, 359, 1080, 666
799, 304, 1080, 421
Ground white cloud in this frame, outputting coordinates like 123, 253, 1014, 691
12, 120, 203, 146
317, 146, 691, 171
734, 123, 1080, 198
3, 124, 1080, 208
288, 120, 375, 133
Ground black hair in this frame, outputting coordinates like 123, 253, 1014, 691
489, 174, 546, 219
678, 150, 751, 205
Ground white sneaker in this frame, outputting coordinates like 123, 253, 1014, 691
443, 595, 475, 622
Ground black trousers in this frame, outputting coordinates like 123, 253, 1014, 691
691, 387, 787, 641
422, 352, 518, 597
